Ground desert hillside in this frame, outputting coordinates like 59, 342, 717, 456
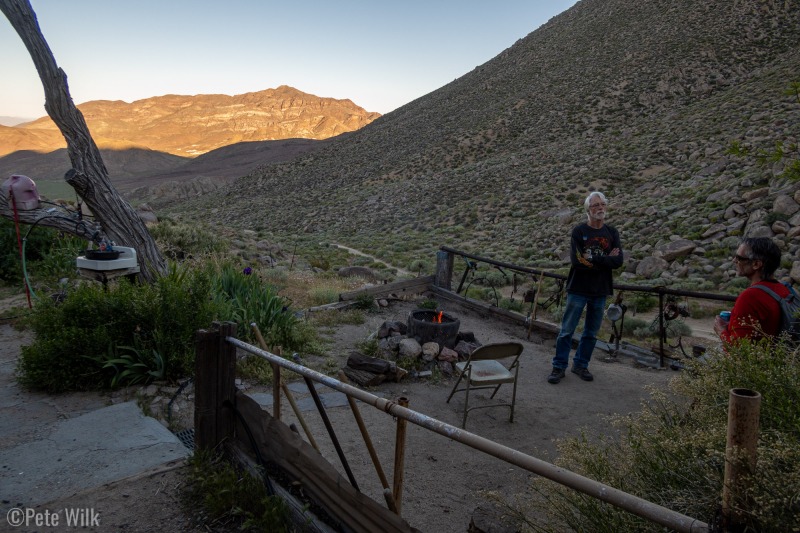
167, 0, 800, 293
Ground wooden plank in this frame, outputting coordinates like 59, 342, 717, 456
434, 250, 454, 290
233, 391, 420, 533
339, 275, 435, 301
428, 286, 561, 336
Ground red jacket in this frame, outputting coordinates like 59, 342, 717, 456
721, 280, 791, 344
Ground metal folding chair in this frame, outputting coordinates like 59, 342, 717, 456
446, 341, 524, 429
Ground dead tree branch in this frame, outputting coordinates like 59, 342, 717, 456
0, 0, 166, 282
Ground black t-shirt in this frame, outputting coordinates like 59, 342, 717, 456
565, 223, 623, 297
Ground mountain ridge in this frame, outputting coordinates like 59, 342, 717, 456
0, 85, 378, 157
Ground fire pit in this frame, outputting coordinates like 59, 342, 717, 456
407, 310, 460, 348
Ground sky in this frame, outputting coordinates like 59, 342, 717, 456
0, 1, 579, 121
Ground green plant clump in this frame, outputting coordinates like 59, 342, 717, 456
0, 218, 85, 285
210, 264, 313, 351
186, 450, 292, 532
18, 264, 220, 392
523, 339, 800, 531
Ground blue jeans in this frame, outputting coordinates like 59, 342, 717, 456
552, 293, 606, 370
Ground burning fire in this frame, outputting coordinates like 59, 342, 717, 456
433, 311, 443, 323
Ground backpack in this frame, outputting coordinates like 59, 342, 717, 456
752, 282, 800, 344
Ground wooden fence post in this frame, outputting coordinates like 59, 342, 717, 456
194, 321, 238, 451
434, 250, 454, 290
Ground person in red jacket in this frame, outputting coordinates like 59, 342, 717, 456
714, 237, 789, 344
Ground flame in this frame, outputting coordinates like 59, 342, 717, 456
433, 311, 443, 323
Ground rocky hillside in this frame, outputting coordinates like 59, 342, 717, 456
169, 0, 800, 293
0, 85, 378, 157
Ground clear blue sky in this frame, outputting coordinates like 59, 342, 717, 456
1, 0, 578, 120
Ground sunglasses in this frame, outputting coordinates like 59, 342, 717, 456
733, 254, 755, 263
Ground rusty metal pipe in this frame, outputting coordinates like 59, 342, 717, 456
393, 396, 409, 514
251, 324, 320, 451
722, 388, 761, 530
229, 337, 707, 532
338, 371, 397, 513
299, 367, 359, 491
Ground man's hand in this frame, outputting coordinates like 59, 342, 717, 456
713, 315, 727, 337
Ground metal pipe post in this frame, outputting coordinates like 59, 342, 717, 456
339, 371, 397, 513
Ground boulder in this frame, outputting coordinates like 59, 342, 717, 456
773, 194, 800, 217
636, 256, 669, 279
338, 266, 379, 281
438, 346, 459, 363
398, 338, 422, 359
741, 187, 770, 202
421, 342, 440, 362
655, 239, 696, 261
791, 261, 800, 285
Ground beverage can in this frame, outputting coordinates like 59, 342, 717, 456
719, 311, 731, 323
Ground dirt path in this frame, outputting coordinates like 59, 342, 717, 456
331, 242, 413, 276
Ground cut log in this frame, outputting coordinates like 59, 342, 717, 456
347, 352, 395, 375
342, 367, 386, 387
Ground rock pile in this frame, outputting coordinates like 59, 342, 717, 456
371, 318, 482, 377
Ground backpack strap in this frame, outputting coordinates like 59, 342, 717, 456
752, 283, 782, 302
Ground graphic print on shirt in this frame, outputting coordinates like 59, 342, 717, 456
577, 235, 611, 267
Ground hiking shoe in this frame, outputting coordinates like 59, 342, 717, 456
547, 367, 566, 384
571, 367, 594, 381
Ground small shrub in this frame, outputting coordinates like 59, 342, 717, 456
237, 354, 274, 385
149, 219, 226, 259
629, 293, 658, 313
419, 299, 439, 310
522, 339, 800, 532
499, 297, 526, 313
357, 338, 379, 357
186, 450, 291, 532
621, 317, 648, 336
352, 293, 376, 310
308, 286, 340, 306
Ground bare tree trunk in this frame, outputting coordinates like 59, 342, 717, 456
0, 0, 166, 282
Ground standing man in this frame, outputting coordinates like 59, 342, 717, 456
548, 192, 623, 384
714, 237, 790, 344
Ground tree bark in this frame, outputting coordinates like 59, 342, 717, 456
0, 0, 166, 282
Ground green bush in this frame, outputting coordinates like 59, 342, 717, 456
0, 218, 84, 284
186, 450, 291, 532
524, 340, 800, 531
18, 264, 221, 392
629, 293, 658, 313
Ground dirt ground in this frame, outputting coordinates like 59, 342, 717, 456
1, 291, 713, 532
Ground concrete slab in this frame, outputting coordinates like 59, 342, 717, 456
0, 401, 190, 511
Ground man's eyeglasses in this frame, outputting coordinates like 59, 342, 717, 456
733, 254, 754, 263
589, 203, 607, 209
